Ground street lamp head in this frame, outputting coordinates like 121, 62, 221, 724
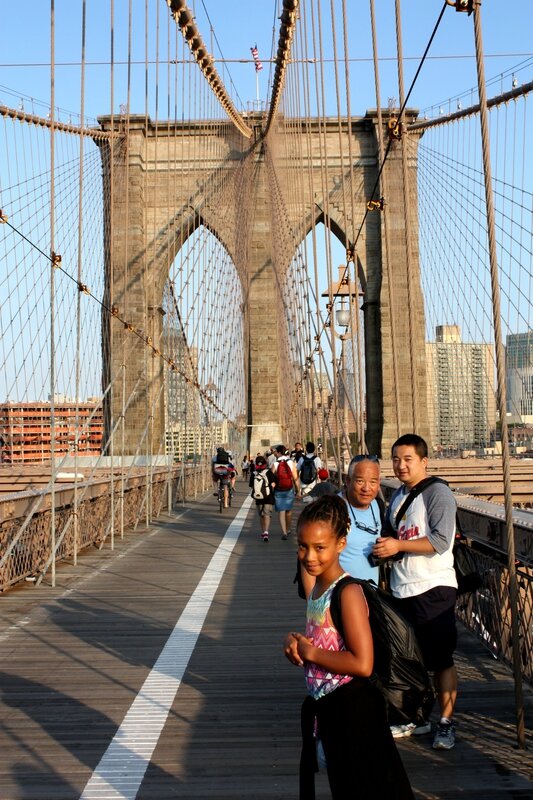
336, 308, 351, 327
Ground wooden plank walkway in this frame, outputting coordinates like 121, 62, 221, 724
0, 482, 531, 799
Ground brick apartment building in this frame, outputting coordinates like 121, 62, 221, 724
0, 401, 103, 464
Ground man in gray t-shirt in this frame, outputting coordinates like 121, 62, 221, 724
372, 434, 458, 752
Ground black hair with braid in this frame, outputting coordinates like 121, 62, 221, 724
296, 494, 350, 540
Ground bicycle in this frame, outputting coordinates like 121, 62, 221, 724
216, 475, 231, 512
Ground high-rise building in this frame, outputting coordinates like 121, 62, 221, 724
165, 420, 228, 461
426, 325, 496, 450
162, 327, 201, 429
506, 332, 533, 419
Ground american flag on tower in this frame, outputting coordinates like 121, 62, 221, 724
250, 44, 263, 72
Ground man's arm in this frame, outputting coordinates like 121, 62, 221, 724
374, 482, 456, 558
424, 483, 457, 554
373, 535, 435, 559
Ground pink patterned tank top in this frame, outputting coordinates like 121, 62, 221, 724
304, 573, 353, 700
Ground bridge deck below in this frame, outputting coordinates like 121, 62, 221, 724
0, 483, 531, 799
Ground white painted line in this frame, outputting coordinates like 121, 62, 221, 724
79, 496, 253, 800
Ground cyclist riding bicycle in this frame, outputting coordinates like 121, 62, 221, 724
212, 447, 236, 508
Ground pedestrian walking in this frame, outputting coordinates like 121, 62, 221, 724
271, 443, 300, 539
249, 455, 275, 542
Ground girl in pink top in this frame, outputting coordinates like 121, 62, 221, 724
284, 495, 414, 799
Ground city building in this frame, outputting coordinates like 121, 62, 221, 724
506, 331, 533, 422
426, 325, 496, 451
163, 330, 201, 430
0, 400, 103, 463
165, 420, 228, 461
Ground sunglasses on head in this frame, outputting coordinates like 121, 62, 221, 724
350, 454, 379, 464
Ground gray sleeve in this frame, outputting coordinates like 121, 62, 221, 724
423, 483, 457, 554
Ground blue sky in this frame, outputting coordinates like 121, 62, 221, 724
1, 1, 531, 403
0, 1, 531, 123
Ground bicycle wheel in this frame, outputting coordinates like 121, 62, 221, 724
218, 482, 223, 513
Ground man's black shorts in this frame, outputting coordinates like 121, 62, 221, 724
393, 587, 457, 672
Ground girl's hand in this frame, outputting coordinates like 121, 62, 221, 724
284, 632, 306, 666
295, 635, 314, 662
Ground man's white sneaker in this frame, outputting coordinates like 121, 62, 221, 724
390, 723, 416, 739
412, 720, 432, 735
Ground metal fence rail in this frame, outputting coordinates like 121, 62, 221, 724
455, 547, 533, 686
0, 464, 210, 591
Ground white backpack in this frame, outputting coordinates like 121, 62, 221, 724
252, 471, 271, 500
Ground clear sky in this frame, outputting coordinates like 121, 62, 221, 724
1, 0, 531, 403
0, 1, 531, 123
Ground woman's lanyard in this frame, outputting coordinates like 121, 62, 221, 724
347, 500, 379, 536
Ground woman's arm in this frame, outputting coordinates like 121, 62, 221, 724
291, 461, 301, 495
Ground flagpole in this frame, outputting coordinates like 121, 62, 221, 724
256, 69, 259, 108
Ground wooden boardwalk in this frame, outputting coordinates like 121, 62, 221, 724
0, 483, 531, 799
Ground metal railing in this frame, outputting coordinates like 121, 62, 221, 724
0, 463, 211, 591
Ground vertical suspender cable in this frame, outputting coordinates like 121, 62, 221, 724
394, 0, 419, 431
316, 0, 342, 478
470, 0, 524, 750
109, 0, 116, 549
74, 0, 87, 566
299, 7, 320, 444
342, 0, 366, 452
369, 0, 402, 437
49, 0, 56, 588
341, 0, 365, 451
165, 8, 173, 513
151, 0, 161, 518
328, 0, 354, 460
121, 0, 134, 540
144, 0, 150, 527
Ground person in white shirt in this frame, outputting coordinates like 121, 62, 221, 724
372, 434, 458, 751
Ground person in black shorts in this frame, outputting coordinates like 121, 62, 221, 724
372, 434, 458, 750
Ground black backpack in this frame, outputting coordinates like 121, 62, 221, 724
216, 449, 230, 465
330, 576, 435, 724
299, 455, 317, 485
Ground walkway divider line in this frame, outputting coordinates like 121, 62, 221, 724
79, 496, 253, 800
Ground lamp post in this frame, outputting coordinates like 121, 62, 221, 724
322, 265, 363, 475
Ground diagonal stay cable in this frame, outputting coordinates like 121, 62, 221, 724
0, 213, 233, 424
349, 0, 448, 258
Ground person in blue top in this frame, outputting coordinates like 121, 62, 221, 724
339, 455, 382, 584
300, 454, 382, 598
